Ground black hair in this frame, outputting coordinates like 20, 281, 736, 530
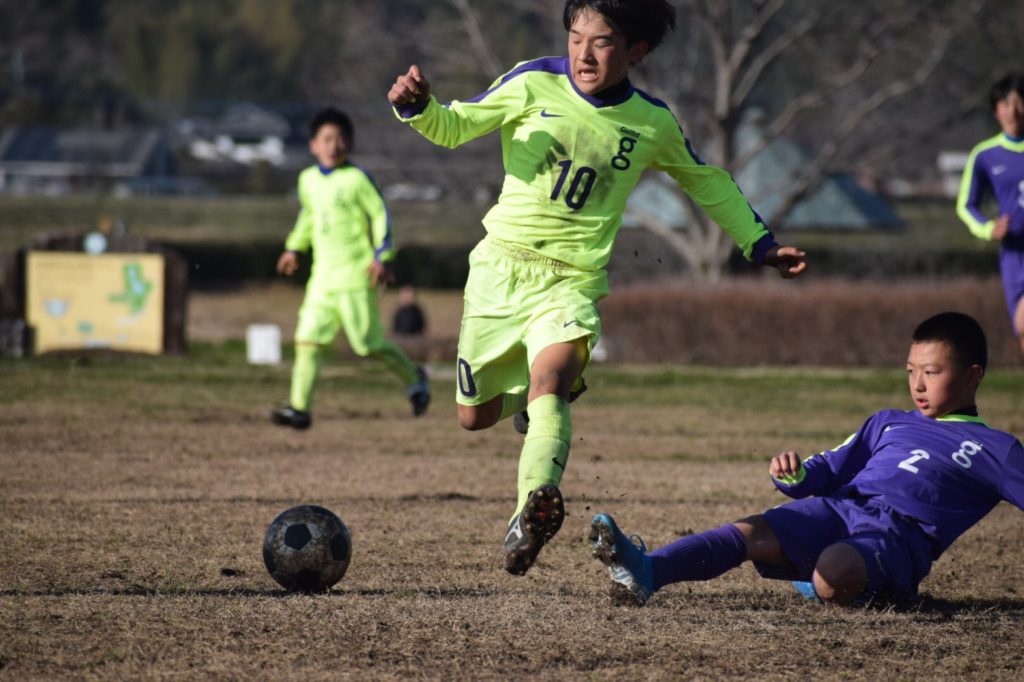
309, 107, 353, 143
563, 0, 676, 52
989, 74, 1024, 112
912, 312, 987, 370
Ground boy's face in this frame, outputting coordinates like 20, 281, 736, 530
309, 123, 349, 169
995, 90, 1024, 138
906, 341, 983, 418
567, 9, 648, 96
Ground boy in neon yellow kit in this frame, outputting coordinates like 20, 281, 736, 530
272, 108, 429, 430
388, 0, 806, 575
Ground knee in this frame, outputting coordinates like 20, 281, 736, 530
457, 404, 497, 431
812, 543, 867, 606
529, 367, 576, 401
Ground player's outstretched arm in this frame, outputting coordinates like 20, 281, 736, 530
388, 65, 431, 106
276, 251, 299, 277
763, 245, 807, 279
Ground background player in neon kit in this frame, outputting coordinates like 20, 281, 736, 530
957, 74, 1024, 357
272, 108, 429, 430
591, 312, 1024, 606
388, 0, 807, 576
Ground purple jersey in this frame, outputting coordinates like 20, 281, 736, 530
774, 409, 1024, 559
957, 133, 1024, 247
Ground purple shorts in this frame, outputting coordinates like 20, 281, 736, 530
999, 246, 1024, 333
756, 496, 934, 602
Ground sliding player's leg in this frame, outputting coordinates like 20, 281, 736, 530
590, 513, 786, 605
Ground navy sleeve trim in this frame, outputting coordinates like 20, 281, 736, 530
395, 100, 429, 119
463, 56, 568, 105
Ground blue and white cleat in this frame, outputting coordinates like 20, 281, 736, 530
590, 513, 655, 606
792, 580, 819, 601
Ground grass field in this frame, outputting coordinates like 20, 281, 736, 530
2, 330, 1023, 678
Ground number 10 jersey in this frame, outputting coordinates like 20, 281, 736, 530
396, 56, 776, 271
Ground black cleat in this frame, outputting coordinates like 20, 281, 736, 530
270, 404, 312, 430
513, 379, 588, 435
503, 484, 565, 576
407, 366, 431, 417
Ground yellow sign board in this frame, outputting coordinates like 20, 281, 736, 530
26, 252, 165, 354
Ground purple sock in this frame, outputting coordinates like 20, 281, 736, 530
649, 524, 748, 590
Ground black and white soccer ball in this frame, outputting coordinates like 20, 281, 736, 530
262, 505, 351, 593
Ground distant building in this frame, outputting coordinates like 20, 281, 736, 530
0, 126, 187, 196
177, 103, 302, 167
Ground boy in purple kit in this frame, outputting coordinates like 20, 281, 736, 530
957, 74, 1024, 356
591, 312, 1024, 606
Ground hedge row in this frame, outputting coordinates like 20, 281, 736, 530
599, 277, 1019, 368
170, 236, 1000, 290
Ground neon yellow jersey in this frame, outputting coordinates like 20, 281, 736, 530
395, 56, 775, 271
285, 163, 394, 291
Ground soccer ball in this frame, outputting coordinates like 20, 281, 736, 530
262, 505, 351, 592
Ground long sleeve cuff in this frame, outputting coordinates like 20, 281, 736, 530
393, 99, 430, 120
751, 234, 779, 265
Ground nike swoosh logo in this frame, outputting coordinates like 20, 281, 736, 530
563, 320, 579, 328
551, 457, 565, 471
884, 425, 907, 432
540, 109, 563, 118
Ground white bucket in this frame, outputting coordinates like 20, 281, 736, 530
246, 324, 282, 365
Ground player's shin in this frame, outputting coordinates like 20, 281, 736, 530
647, 524, 748, 589
513, 395, 571, 519
290, 344, 323, 411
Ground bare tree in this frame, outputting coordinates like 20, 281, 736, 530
338, 0, 1020, 279
436, 0, 1003, 280
627, 0, 990, 280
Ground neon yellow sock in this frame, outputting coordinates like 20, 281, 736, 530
513, 394, 571, 520
498, 390, 529, 421
370, 341, 420, 386
289, 344, 322, 412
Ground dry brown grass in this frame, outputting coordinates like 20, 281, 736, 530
2, 284, 1024, 680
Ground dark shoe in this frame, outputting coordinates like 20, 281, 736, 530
271, 404, 312, 430
513, 378, 588, 435
407, 366, 431, 417
503, 485, 564, 576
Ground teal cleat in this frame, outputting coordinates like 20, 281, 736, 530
589, 513, 655, 606
792, 580, 819, 601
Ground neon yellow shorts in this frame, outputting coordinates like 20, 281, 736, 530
455, 237, 608, 406
295, 286, 386, 355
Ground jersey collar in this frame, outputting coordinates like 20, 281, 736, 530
1000, 133, 1024, 150
936, 414, 988, 426
563, 56, 634, 108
